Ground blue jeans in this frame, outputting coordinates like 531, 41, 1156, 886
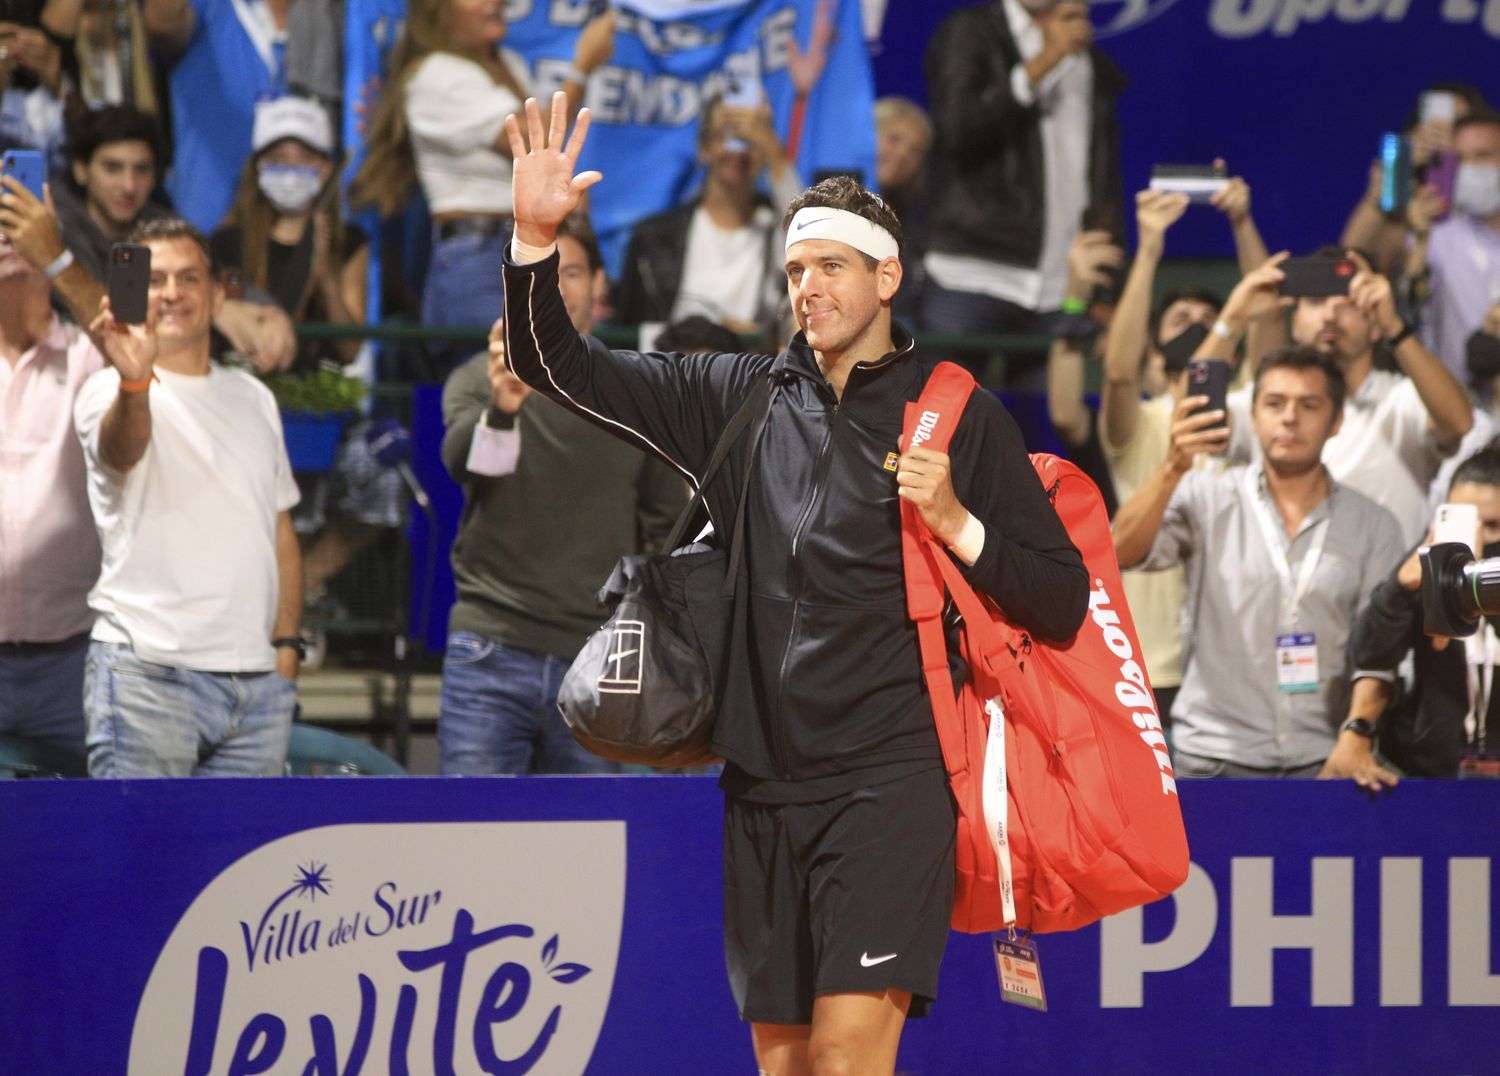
83, 642, 296, 777
421, 227, 510, 373
439, 632, 619, 775
0, 633, 89, 757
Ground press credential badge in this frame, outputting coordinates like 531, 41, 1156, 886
994, 932, 1047, 1011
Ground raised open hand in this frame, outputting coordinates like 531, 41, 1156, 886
506, 92, 602, 247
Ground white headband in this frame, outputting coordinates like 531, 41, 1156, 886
785, 207, 899, 263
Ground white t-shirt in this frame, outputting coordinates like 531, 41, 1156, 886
73, 365, 300, 671
406, 51, 529, 216
671, 205, 777, 325
1226, 369, 1450, 547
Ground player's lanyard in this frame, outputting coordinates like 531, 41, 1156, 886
1244, 468, 1329, 628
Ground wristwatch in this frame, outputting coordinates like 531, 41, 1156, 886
1340, 717, 1376, 739
273, 636, 308, 661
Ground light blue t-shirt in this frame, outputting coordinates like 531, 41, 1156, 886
165, 0, 279, 233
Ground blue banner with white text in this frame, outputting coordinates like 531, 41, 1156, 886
342, 0, 875, 279
2, 778, 1496, 1073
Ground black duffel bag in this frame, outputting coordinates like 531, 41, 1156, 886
557, 360, 784, 766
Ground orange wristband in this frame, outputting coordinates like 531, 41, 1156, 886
118, 373, 158, 394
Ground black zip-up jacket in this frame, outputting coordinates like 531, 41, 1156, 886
924, 2, 1126, 268
503, 251, 1089, 791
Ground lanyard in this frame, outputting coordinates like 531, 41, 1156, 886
1465, 623, 1496, 752
1244, 467, 1330, 625
1463, 223, 1500, 306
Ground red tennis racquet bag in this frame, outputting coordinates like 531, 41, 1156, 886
901, 362, 1190, 934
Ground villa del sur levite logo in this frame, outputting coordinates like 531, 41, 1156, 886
128, 822, 626, 1075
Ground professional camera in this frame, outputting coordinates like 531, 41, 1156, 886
1419, 542, 1500, 636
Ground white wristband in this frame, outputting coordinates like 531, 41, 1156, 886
946, 511, 987, 567
510, 236, 558, 265
1211, 318, 1236, 341
42, 248, 74, 280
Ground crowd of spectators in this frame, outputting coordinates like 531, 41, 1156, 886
2, 0, 1500, 782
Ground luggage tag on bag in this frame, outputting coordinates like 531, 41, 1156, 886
993, 930, 1047, 1011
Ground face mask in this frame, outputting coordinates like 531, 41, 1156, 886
1159, 321, 1209, 375
1453, 162, 1500, 220
257, 163, 324, 214
1466, 330, 1500, 381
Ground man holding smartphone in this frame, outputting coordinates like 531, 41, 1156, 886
1422, 111, 1500, 379
0, 224, 104, 770
614, 87, 802, 337
72, 218, 303, 777
0, 111, 301, 374
1113, 346, 1404, 787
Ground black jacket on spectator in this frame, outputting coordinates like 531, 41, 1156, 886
613, 196, 783, 328
1351, 567, 1499, 777
924, 2, 1127, 268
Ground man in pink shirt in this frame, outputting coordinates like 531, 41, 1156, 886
0, 229, 104, 764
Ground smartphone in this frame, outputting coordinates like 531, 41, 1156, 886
1, 149, 46, 201
723, 71, 762, 110
107, 242, 152, 325
1279, 255, 1356, 299
718, 72, 762, 152
1159, 321, 1210, 370
1149, 163, 1229, 204
1186, 358, 1229, 429
1378, 132, 1412, 213
1420, 90, 1458, 125
1434, 502, 1480, 556
1424, 150, 1459, 222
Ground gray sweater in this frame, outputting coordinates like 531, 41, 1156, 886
441, 352, 688, 660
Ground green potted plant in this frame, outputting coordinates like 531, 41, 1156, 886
263, 367, 368, 472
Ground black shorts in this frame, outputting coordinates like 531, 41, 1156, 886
722, 766, 956, 1025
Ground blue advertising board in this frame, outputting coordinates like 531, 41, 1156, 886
2, 778, 1496, 1073
873, 1, 1500, 258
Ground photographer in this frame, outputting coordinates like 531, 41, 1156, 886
1350, 447, 1500, 778
1113, 346, 1404, 787
73, 219, 302, 777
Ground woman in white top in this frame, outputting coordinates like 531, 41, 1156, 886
350, 0, 613, 366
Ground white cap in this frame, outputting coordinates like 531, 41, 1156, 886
251, 96, 334, 156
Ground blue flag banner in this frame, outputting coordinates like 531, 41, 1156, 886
339, 0, 876, 279
505, 0, 875, 276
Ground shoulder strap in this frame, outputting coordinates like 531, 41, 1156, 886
661, 353, 787, 552
900, 361, 977, 456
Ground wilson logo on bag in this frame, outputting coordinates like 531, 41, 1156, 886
901, 363, 1189, 935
